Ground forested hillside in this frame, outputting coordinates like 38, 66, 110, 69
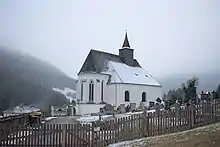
0, 48, 76, 111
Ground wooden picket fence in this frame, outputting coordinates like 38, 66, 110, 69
1, 100, 220, 147
0, 114, 30, 145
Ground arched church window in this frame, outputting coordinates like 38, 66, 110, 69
81, 82, 83, 101
89, 80, 94, 101
142, 92, 146, 102
125, 91, 130, 102
101, 80, 104, 102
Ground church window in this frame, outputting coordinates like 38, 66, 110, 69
101, 80, 104, 102
125, 91, 130, 102
81, 82, 83, 101
89, 80, 94, 101
142, 92, 146, 102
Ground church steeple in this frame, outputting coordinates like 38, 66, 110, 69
122, 31, 131, 48
119, 31, 134, 66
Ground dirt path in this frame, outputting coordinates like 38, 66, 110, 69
109, 123, 220, 147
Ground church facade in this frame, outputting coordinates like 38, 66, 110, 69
76, 33, 162, 115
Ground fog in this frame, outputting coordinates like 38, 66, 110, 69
0, 0, 219, 79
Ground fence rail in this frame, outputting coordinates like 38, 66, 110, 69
1, 100, 220, 147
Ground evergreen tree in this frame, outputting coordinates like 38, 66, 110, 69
182, 77, 198, 103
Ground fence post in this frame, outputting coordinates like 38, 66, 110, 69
62, 124, 67, 147
210, 101, 214, 123
213, 99, 217, 122
91, 122, 95, 147
141, 111, 146, 137
174, 103, 181, 123
190, 104, 195, 129
146, 112, 150, 137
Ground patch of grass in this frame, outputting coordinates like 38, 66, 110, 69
142, 132, 220, 147
127, 123, 220, 147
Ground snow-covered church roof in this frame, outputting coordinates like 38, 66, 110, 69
78, 32, 161, 87
106, 61, 161, 86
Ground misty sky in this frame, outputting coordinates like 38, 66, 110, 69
0, 0, 220, 79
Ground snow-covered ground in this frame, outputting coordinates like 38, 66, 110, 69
43, 110, 153, 124
77, 115, 113, 124
108, 122, 220, 147
3, 105, 40, 116
52, 87, 76, 103
76, 109, 160, 124
44, 117, 56, 121
43, 108, 162, 125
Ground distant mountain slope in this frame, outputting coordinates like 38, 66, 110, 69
159, 73, 220, 94
0, 48, 76, 110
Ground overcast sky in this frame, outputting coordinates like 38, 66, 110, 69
0, 0, 219, 79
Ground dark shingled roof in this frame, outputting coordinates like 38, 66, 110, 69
78, 49, 141, 75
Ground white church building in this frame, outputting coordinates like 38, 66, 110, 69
75, 33, 162, 115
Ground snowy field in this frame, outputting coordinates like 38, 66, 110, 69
52, 87, 76, 102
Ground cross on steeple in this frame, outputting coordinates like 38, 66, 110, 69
122, 31, 131, 48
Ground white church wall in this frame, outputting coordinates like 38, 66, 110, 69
76, 73, 162, 111
75, 104, 105, 116
114, 84, 162, 107
104, 84, 118, 107
76, 73, 109, 103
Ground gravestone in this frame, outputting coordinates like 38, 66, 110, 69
68, 105, 76, 116
139, 102, 146, 110
71, 100, 76, 106
102, 104, 114, 114
174, 103, 181, 119
130, 103, 136, 111
165, 101, 172, 111
50, 106, 54, 117
100, 108, 105, 113
66, 106, 71, 116
155, 103, 160, 112
119, 104, 126, 113
149, 101, 155, 108
125, 105, 131, 112
156, 97, 162, 103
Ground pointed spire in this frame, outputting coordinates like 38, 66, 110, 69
122, 30, 131, 48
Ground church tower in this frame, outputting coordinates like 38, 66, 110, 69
119, 31, 134, 66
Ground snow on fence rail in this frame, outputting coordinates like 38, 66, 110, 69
1, 100, 220, 146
